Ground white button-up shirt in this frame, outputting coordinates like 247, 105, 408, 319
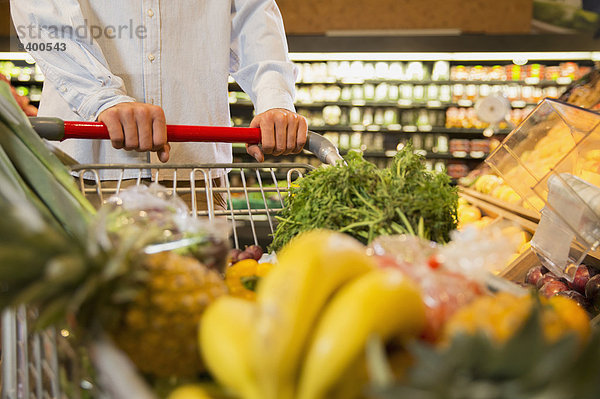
10, 0, 297, 177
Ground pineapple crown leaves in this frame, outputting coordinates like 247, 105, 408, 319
369, 302, 600, 399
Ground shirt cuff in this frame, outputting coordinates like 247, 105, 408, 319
254, 88, 296, 115
77, 89, 137, 121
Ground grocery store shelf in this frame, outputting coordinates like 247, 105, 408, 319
230, 99, 539, 109
231, 79, 570, 87
230, 123, 510, 137
10, 78, 44, 85
298, 79, 570, 86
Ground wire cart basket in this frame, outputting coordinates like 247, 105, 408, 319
1, 122, 342, 399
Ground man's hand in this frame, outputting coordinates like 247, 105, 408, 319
247, 108, 308, 162
98, 102, 170, 163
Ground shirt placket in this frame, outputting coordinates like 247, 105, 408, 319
142, 0, 162, 107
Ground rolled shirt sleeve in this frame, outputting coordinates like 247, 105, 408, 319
10, 0, 136, 121
229, 0, 297, 115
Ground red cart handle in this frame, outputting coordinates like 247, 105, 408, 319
29, 117, 261, 144
29, 117, 344, 165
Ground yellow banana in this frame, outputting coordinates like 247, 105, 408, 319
199, 297, 261, 399
252, 230, 376, 399
297, 269, 426, 399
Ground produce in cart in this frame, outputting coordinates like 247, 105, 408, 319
270, 143, 458, 251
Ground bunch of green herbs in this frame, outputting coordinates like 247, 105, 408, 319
270, 143, 458, 251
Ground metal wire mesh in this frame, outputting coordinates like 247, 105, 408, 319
70, 162, 314, 249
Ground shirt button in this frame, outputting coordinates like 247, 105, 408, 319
148, 54, 155, 62
148, 9, 154, 17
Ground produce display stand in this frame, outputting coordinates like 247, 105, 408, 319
1, 125, 342, 399
460, 189, 600, 283
459, 187, 540, 222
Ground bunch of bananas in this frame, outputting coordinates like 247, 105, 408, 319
199, 230, 426, 399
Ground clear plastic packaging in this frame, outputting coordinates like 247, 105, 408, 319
94, 184, 231, 273
368, 226, 522, 341
486, 99, 600, 281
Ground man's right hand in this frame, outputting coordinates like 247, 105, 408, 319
98, 102, 170, 163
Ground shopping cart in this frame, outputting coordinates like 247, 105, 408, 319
1, 118, 343, 399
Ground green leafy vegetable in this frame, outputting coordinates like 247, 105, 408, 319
270, 143, 458, 252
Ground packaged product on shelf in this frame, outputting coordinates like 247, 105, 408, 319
450, 139, 470, 154
426, 84, 440, 101
387, 84, 399, 101
389, 61, 404, 80
439, 84, 452, 102
465, 84, 478, 101
526, 63, 545, 81
363, 63, 376, 80
384, 108, 399, 126
545, 66, 561, 81
424, 134, 436, 152
452, 84, 465, 102
412, 85, 426, 102
374, 108, 385, 125
374, 61, 389, 79
478, 84, 492, 99
401, 109, 417, 128
374, 82, 388, 101
362, 108, 374, 126
447, 162, 470, 178
340, 86, 352, 101
470, 139, 491, 154
364, 83, 376, 100
349, 107, 362, 125
330, 85, 343, 101
349, 61, 364, 80
400, 84, 413, 101
322, 105, 342, 125
405, 61, 426, 81
431, 60, 450, 81
490, 65, 506, 81
296, 86, 311, 104
451, 65, 468, 81
351, 132, 362, 149
560, 62, 579, 80
437, 135, 449, 153
508, 64, 522, 81
351, 85, 364, 100
416, 109, 431, 130
506, 84, 521, 102
435, 160, 446, 173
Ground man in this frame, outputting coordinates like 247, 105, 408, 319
10, 0, 307, 181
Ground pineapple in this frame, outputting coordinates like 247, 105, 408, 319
112, 251, 227, 377
0, 180, 229, 379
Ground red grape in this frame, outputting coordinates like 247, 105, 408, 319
539, 280, 569, 298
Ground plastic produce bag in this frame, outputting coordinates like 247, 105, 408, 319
94, 184, 230, 273
368, 224, 524, 340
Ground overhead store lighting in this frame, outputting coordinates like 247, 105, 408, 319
290, 52, 600, 62
0, 52, 36, 63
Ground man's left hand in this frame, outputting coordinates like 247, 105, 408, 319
247, 108, 308, 162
